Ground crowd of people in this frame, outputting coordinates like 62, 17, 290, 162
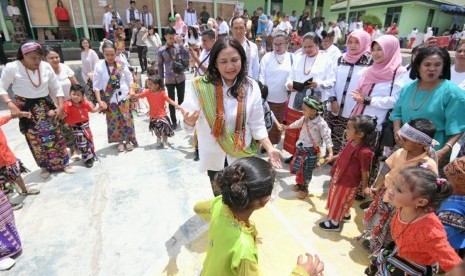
1, 3, 465, 275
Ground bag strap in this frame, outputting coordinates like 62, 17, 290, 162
338, 63, 355, 116
388, 66, 399, 97
360, 84, 375, 115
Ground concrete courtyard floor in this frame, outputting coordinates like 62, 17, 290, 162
2, 74, 373, 276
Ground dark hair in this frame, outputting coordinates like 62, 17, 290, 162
202, 29, 216, 40
147, 75, 164, 88
164, 26, 176, 36
257, 7, 263, 12
321, 30, 335, 39
57, 0, 63, 7
399, 166, 453, 210
16, 41, 44, 60
147, 25, 154, 33
231, 16, 246, 28
302, 32, 321, 46
188, 26, 199, 40
410, 47, 451, 80
216, 16, 223, 21
407, 118, 436, 139
215, 157, 275, 211
205, 37, 249, 98
256, 80, 268, 100
70, 84, 85, 96
80, 37, 92, 50
101, 40, 116, 52
43, 45, 60, 57
349, 115, 377, 146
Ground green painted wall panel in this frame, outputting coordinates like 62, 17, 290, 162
242, 0, 266, 14
283, 1, 305, 15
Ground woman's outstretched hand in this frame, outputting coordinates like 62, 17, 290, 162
181, 109, 200, 127
267, 147, 283, 169
297, 253, 324, 276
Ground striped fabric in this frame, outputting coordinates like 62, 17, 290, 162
283, 108, 302, 155
376, 246, 434, 276
290, 143, 318, 190
192, 77, 257, 158
71, 121, 95, 162
326, 180, 357, 222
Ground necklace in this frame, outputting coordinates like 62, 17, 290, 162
303, 53, 317, 75
274, 52, 285, 65
409, 81, 439, 111
24, 65, 42, 88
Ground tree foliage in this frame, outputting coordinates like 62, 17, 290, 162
361, 14, 382, 28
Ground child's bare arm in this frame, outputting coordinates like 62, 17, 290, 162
361, 171, 370, 196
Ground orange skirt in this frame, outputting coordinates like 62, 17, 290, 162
283, 108, 302, 155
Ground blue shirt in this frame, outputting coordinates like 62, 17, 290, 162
256, 14, 267, 35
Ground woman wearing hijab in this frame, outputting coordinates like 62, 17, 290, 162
327, 30, 373, 155
350, 35, 407, 198
174, 14, 188, 37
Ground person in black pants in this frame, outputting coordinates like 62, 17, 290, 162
158, 27, 189, 128
130, 19, 148, 73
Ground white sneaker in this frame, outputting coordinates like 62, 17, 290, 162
155, 138, 162, 147
0, 258, 15, 271
163, 141, 170, 148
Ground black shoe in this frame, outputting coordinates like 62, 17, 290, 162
193, 149, 199, 161
359, 200, 373, 209
85, 159, 94, 168
318, 221, 341, 231
342, 214, 351, 222
355, 194, 366, 201
284, 156, 293, 164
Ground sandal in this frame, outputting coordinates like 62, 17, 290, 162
125, 143, 134, 151
19, 188, 40, 196
118, 143, 125, 152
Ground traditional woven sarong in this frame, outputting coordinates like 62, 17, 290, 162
0, 159, 28, 191
268, 102, 286, 145
15, 96, 69, 172
369, 246, 435, 276
58, 20, 72, 40
326, 112, 348, 155
326, 179, 358, 222
86, 79, 97, 105
11, 15, 28, 43
363, 187, 395, 252
283, 108, 302, 155
290, 143, 318, 191
106, 100, 136, 143
149, 116, 174, 138
61, 123, 76, 149
71, 121, 95, 162
0, 192, 22, 260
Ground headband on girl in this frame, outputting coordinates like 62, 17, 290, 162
21, 42, 42, 55
398, 123, 439, 162
303, 96, 323, 111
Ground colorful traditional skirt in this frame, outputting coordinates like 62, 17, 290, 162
11, 15, 28, 43
283, 108, 302, 155
58, 20, 72, 40
86, 79, 97, 105
15, 96, 69, 172
326, 180, 358, 222
0, 159, 28, 191
326, 112, 349, 155
0, 192, 22, 260
71, 121, 95, 162
363, 187, 395, 253
290, 143, 319, 190
149, 116, 174, 138
61, 123, 76, 149
106, 100, 136, 143
268, 102, 286, 145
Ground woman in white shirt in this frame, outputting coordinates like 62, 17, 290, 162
284, 33, 335, 161
181, 37, 282, 195
144, 26, 162, 69
7, 0, 27, 43
186, 26, 201, 73
451, 41, 465, 86
93, 41, 137, 153
259, 32, 293, 145
80, 38, 100, 104
327, 30, 373, 154
0, 42, 71, 178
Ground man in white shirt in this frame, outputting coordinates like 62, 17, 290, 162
184, 1, 197, 27
140, 5, 153, 28
276, 14, 292, 35
320, 30, 342, 71
126, 1, 140, 29
231, 16, 259, 80
190, 29, 216, 76
130, 19, 148, 73
217, 16, 229, 38
103, 5, 113, 39
289, 11, 298, 31
327, 21, 342, 44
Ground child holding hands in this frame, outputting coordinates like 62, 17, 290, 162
282, 96, 333, 199
130, 76, 183, 148
0, 111, 40, 196
63, 84, 100, 168
319, 115, 376, 231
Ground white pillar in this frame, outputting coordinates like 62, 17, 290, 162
214, 0, 218, 18
78, 0, 90, 38
345, 0, 351, 25
266, 0, 271, 16
313, 0, 318, 17
170, 0, 174, 17
155, 0, 162, 37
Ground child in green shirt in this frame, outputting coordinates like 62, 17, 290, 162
194, 156, 324, 276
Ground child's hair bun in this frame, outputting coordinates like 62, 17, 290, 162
218, 164, 250, 210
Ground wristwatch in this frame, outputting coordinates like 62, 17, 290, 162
363, 96, 371, 105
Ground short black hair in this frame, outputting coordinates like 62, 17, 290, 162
256, 80, 268, 100
410, 47, 451, 80
70, 84, 85, 96
164, 26, 176, 36
408, 118, 436, 139
201, 29, 216, 40
231, 16, 246, 28
302, 32, 321, 46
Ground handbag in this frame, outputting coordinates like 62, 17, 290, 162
378, 67, 399, 148
167, 47, 188, 74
